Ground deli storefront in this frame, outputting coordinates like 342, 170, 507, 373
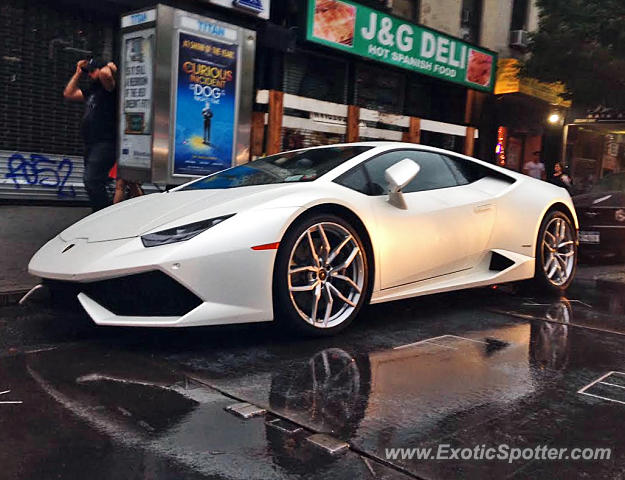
260, 0, 497, 159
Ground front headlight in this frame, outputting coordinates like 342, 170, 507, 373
141, 214, 235, 247
616, 209, 625, 223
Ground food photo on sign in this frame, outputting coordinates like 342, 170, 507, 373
173, 31, 238, 176
312, 0, 356, 46
466, 48, 493, 87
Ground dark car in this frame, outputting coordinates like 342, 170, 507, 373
573, 172, 625, 259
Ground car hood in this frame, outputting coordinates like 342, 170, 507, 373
60, 184, 299, 242
573, 191, 625, 209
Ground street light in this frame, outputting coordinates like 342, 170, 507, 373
548, 113, 561, 124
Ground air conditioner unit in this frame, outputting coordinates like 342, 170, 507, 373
509, 29, 529, 49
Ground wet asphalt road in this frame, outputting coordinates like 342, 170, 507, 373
1, 271, 625, 479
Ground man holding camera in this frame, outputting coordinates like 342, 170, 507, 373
63, 58, 117, 212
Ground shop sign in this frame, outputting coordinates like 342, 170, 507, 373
494, 58, 571, 107
205, 0, 270, 19
172, 31, 238, 176
306, 0, 496, 92
578, 106, 625, 122
179, 16, 238, 40
121, 9, 156, 28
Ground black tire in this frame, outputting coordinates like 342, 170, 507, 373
533, 210, 578, 293
273, 213, 371, 336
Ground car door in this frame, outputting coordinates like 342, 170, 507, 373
362, 150, 495, 289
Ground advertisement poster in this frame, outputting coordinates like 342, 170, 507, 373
173, 32, 238, 176
306, 0, 496, 92
119, 28, 155, 169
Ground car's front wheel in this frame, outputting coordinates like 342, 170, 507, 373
273, 214, 370, 336
534, 210, 578, 292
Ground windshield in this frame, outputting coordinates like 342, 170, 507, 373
592, 173, 625, 193
180, 145, 372, 190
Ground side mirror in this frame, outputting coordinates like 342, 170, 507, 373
384, 159, 420, 209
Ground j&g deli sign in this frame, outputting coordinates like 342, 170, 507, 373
306, 0, 496, 92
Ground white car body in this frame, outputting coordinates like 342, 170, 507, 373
29, 142, 578, 328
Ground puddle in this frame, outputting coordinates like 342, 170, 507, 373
184, 320, 625, 479
5, 348, 412, 480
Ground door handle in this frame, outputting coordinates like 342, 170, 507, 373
474, 204, 493, 213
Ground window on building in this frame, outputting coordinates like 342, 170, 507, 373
510, 0, 529, 30
390, 0, 419, 22
406, 76, 465, 125
355, 63, 405, 114
460, 0, 483, 43
283, 52, 348, 104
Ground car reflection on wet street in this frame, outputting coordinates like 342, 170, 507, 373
2, 271, 625, 479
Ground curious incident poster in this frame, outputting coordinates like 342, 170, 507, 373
173, 31, 238, 176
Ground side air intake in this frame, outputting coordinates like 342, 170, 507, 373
489, 251, 515, 271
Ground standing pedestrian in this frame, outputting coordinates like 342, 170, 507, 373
63, 58, 117, 212
550, 162, 573, 192
523, 151, 546, 180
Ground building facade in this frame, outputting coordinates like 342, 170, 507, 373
260, 0, 496, 159
0, 0, 271, 202
1, 0, 572, 203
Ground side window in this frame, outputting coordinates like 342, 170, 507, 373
444, 155, 486, 184
445, 154, 515, 185
334, 165, 370, 194
364, 150, 459, 195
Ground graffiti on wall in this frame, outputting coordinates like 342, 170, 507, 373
4, 152, 77, 198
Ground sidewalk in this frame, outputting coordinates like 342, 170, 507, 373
576, 261, 625, 291
1, 205, 91, 304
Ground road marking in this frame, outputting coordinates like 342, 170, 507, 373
599, 381, 625, 390
521, 299, 592, 308
0, 390, 22, 405
418, 340, 458, 350
394, 334, 487, 350
578, 371, 625, 405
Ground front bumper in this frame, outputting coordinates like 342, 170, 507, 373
29, 232, 278, 327
44, 271, 203, 317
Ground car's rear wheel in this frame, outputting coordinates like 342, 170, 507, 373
534, 210, 577, 292
273, 214, 370, 336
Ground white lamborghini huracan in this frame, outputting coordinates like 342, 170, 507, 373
29, 142, 578, 335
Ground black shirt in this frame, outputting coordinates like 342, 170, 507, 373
550, 174, 573, 193
81, 81, 116, 145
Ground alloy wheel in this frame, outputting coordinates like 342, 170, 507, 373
287, 222, 365, 329
541, 216, 576, 287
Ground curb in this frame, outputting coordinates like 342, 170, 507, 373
0, 289, 29, 307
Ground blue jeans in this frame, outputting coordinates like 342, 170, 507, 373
83, 142, 115, 212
